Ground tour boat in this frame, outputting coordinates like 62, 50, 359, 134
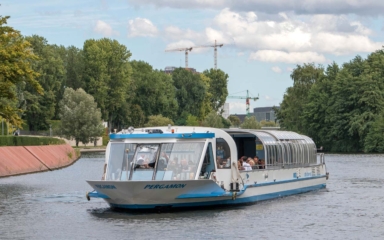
86, 126, 328, 210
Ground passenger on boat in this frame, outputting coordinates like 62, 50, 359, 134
248, 157, 255, 167
243, 157, 252, 171
217, 156, 223, 168
180, 159, 191, 172
167, 158, 178, 172
238, 158, 245, 170
160, 152, 169, 163
259, 159, 265, 169
253, 156, 259, 164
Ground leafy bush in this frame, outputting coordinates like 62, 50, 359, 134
0, 136, 65, 146
102, 127, 109, 146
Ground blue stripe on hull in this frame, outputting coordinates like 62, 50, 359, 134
109, 183, 326, 210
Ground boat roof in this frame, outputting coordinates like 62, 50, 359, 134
110, 126, 314, 143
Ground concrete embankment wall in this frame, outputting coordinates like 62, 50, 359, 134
0, 144, 79, 178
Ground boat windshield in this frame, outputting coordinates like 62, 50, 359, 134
106, 141, 205, 181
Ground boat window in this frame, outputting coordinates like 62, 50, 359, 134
106, 143, 125, 180
216, 138, 231, 169
130, 144, 159, 181
201, 143, 215, 179
154, 142, 205, 180
120, 143, 136, 181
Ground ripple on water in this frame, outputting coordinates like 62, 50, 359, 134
1, 154, 384, 240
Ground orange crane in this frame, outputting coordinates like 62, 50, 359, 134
165, 47, 193, 68
194, 40, 223, 69
227, 90, 259, 117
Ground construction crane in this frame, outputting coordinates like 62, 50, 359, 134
227, 90, 259, 117
165, 47, 193, 68
194, 40, 223, 69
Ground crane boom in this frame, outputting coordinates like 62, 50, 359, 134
227, 90, 259, 117
194, 40, 223, 69
165, 47, 193, 68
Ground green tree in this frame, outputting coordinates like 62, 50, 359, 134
240, 116, 261, 129
172, 68, 207, 122
198, 74, 213, 119
130, 61, 178, 121
23, 35, 65, 130
302, 62, 339, 149
260, 120, 277, 127
202, 68, 229, 112
0, 16, 42, 127
59, 88, 104, 147
185, 114, 199, 126
202, 112, 224, 128
82, 38, 132, 132
276, 63, 324, 132
364, 111, 384, 152
228, 115, 241, 127
144, 114, 174, 127
221, 116, 231, 128
63, 46, 84, 90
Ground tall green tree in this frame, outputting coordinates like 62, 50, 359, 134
302, 62, 339, 147
202, 68, 229, 112
59, 88, 104, 147
0, 16, 42, 127
130, 61, 178, 122
63, 46, 84, 90
172, 68, 207, 123
82, 38, 132, 132
23, 35, 65, 130
276, 63, 324, 133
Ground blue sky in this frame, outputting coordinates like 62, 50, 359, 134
2, 0, 384, 114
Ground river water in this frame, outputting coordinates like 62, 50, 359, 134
1, 153, 384, 240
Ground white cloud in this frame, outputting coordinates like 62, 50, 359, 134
165, 40, 196, 50
128, 18, 158, 37
271, 66, 282, 73
94, 20, 119, 37
126, 0, 384, 16
123, 6, 383, 63
229, 102, 246, 115
250, 50, 326, 64
286, 67, 293, 72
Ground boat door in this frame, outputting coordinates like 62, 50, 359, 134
129, 144, 160, 180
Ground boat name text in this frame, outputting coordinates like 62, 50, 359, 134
144, 184, 187, 189
95, 184, 116, 189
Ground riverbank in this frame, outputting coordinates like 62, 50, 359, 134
0, 144, 80, 178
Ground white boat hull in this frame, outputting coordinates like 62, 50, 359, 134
87, 174, 326, 210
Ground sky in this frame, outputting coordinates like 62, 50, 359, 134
2, 0, 384, 115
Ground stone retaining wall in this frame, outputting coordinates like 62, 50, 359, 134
0, 144, 79, 178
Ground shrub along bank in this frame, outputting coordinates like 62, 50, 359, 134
0, 136, 65, 146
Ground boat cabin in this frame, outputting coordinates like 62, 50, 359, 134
104, 127, 319, 182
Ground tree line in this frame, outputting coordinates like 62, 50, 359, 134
1, 16, 230, 139
276, 50, 384, 153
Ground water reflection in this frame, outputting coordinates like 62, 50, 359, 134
0, 154, 384, 240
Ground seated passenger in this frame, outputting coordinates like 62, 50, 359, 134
160, 152, 169, 163
157, 157, 167, 170
248, 157, 255, 167
243, 158, 252, 171
238, 158, 245, 170
253, 156, 259, 168
216, 156, 223, 168
259, 159, 265, 169
180, 159, 190, 172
